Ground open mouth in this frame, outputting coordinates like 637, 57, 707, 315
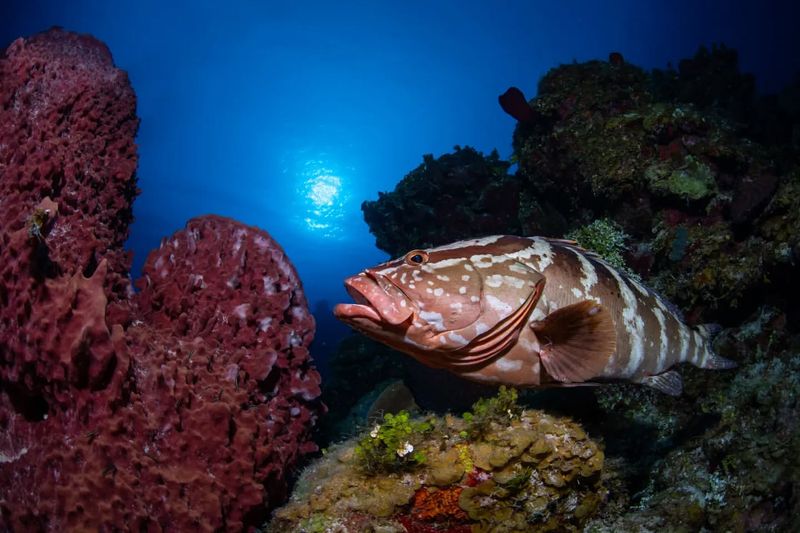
333, 278, 382, 322
333, 272, 414, 326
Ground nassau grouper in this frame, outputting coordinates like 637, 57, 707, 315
333, 235, 737, 396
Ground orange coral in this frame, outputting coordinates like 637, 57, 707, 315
411, 486, 468, 522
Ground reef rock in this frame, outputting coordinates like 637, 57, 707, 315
0, 29, 322, 531
362, 50, 800, 326
349, 46, 800, 531
362, 146, 521, 259
269, 390, 604, 533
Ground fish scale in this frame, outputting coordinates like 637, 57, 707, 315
335, 235, 737, 396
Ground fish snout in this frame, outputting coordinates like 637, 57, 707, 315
336, 272, 412, 326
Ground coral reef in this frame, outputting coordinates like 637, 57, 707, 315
361, 47, 799, 326
362, 146, 520, 258
0, 29, 322, 530
268, 390, 605, 532
512, 52, 798, 324
587, 308, 800, 532
341, 45, 800, 531
0, 28, 139, 413
319, 334, 498, 448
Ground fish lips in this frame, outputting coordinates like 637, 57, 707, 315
334, 272, 413, 326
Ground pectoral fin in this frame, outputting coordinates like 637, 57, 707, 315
531, 301, 616, 383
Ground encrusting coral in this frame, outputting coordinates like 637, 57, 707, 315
267, 388, 605, 532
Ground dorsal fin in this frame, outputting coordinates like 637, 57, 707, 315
543, 237, 608, 263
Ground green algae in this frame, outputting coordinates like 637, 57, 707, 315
646, 156, 716, 201
354, 410, 431, 474
566, 218, 635, 276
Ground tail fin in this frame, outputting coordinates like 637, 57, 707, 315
702, 351, 738, 369
695, 324, 737, 369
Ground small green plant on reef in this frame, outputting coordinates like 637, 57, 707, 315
462, 386, 522, 439
566, 218, 638, 278
354, 410, 431, 474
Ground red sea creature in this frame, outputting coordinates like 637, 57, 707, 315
0, 28, 322, 531
499, 87, 537, 123
411, 486, 469, 522
609, 51, 625, 66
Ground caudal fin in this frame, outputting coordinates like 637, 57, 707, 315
692, 324, 737, 370
702, 351, 738, 370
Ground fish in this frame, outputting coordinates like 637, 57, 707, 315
333, 235, 737, 396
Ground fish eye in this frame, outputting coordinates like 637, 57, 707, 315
404, 250, 429, 265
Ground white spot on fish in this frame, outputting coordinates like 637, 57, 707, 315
448, 332, 469, 345
496, 359, 523, 372
433, 288, 444, 297
693, 330, 704, 362
486, 295, 512, 315
486, 275, 505, 288
436, 275, 450, 281
400, 272, 407, 284
470, 254, 497, 268
400, 300, 407, 307
426, 288, 433, 294
630, 278, 650, 297
603, 263, 645, 377
428, 258, 467, 269
419, 310, 446, 331
653, 307, 668, 371
569, 247, 600, 300
464, 264, 474, 272
459, 286, 467, 294
511, 238, 554, 271
503, 276, 525, 288
449, 302, 463, 310
508, 262, 530, 275
409, 283, 416, 289
427, 280, 434, 285
571, 288, 583, 299
475, 322, 489, 335
679, 326, 690, 362
462, 274, 470, 281
470, 295, 480, 302
432, 235, 502, 251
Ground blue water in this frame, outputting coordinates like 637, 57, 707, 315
3, 0, 799, 368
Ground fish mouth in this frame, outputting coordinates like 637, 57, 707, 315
333, 271, 413, 326
333, 280, 382, 322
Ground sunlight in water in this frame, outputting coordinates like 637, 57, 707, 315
299, 161, 348, 237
